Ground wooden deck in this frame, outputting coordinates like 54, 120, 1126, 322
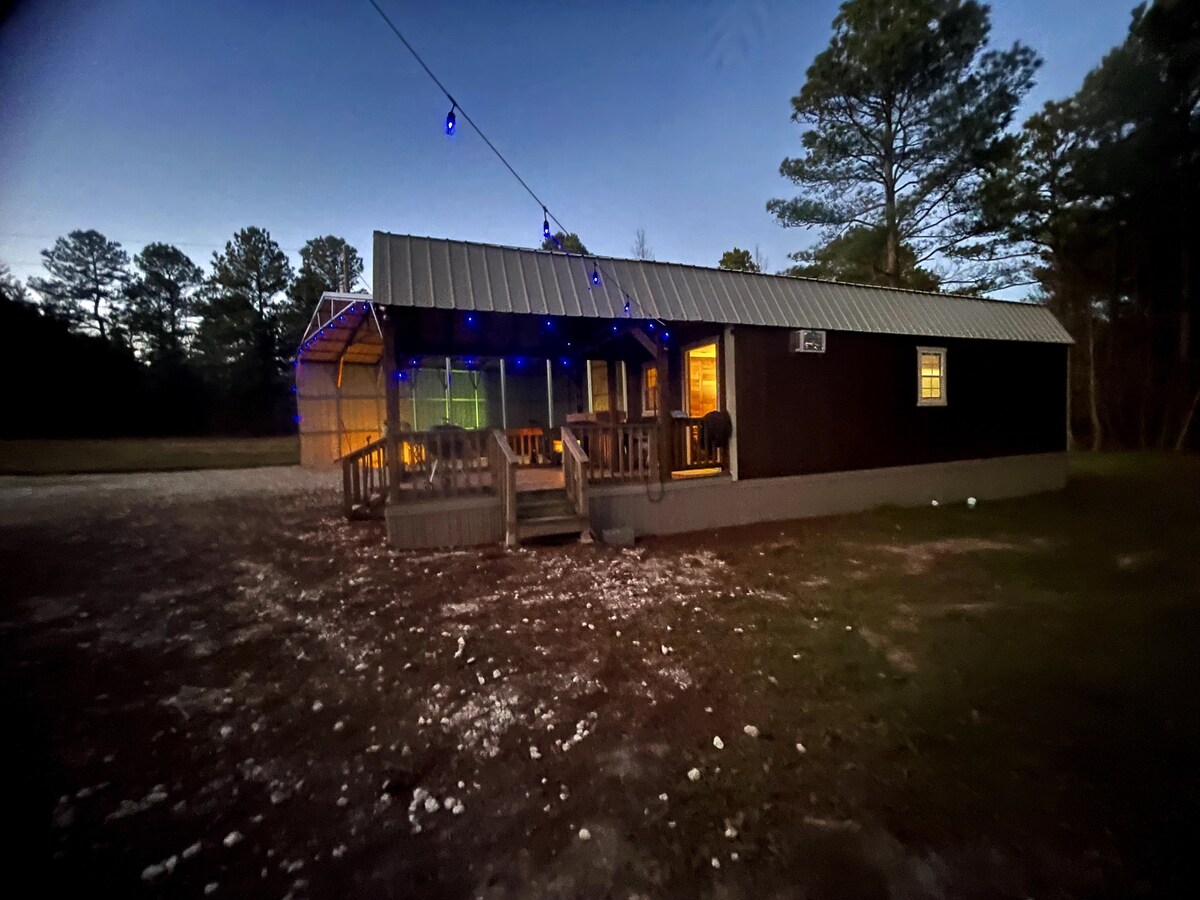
341, 424, 726, 546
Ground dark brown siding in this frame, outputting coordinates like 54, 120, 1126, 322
734, 327, 1067, 479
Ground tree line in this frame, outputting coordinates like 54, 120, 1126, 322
4, 0, 1194, 450
0, 230, 364, 438
720, 0, 1197, 451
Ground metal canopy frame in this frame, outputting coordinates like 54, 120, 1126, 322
296, 292, 384, 366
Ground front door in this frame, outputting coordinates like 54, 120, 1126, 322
685, 341, 719, 417
683, 341, 720, 467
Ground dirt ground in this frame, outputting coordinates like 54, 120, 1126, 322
2, 456, 1198, 898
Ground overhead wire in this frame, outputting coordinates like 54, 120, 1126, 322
364, 0, 663, 327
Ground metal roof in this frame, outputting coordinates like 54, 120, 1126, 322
373, 232, 1074, 344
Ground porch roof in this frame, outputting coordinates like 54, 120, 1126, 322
373, 232, 1074, 345
296, 292, 384, 364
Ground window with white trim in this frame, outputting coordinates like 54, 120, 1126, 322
917, 347, 947, 406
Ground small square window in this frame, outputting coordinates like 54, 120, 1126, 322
916, 347, 947, 406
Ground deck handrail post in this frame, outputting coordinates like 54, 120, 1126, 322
490, 429, 519, 546
561, 426, 589, 520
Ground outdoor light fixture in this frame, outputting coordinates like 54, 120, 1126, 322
445, 104, 456, 135
466, 313, 475, 325
543, 208, 551, 239
591, 263, 601, 286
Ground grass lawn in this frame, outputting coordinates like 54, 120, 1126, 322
0, 435, 300, 475
2, 451, 1198, 897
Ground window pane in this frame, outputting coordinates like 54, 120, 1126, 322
642, 363, 658, 413
589, 360, 610, 412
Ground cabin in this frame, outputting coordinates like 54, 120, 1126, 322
295, 233, 1072, 548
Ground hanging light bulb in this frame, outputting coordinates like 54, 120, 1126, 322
445, 104, 456, 135
542, 207, 551, 240
591, 262, 600, 286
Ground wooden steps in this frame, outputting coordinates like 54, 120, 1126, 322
515, 488, 589, 542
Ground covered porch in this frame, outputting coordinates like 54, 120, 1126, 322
299, 298, 733, 545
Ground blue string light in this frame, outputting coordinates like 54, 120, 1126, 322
445, 104, 456, 135
591, 263, 600, 286
543, 208, 551, 240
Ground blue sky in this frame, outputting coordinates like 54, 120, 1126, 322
0, 0, 1136, 287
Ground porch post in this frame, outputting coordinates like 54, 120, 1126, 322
723, 325, 738, 480
380, 309, 403, 503
499, 357, 508, 430
545, 358, 554, 428
656, 341, 672, 482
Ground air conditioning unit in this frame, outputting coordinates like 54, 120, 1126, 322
790, 329, 826, 354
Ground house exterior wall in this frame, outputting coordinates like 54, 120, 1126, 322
732, 326, 1068, 480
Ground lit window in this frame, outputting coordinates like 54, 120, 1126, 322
917, 347, 947, 406
685, 342, 720, 416
642, 362, 658, 414
588, 360, 610, 412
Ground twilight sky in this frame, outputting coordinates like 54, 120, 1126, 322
0, 0, 1136, 288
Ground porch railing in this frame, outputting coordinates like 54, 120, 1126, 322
488, 429, 519, 544
670, 416, 725, 471
561, 427, 589, 517
569, 422, 658, 483
390, 429, 493, 498
505, 427, 551, 466
341, 436, 389, 518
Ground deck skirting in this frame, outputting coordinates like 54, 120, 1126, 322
587, 452, 1067, 537
385, 495, 502, 549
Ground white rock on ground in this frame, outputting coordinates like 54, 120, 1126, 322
712, 736, 724, 750
687, 768, 701, 782
578, 828, 591, 841
141, 855, 177, 882
743, 725, 760, 738
223, 831, 242, 848
796, 742, 807, 754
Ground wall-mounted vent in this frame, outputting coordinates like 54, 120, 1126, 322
789, 329, 826, 354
